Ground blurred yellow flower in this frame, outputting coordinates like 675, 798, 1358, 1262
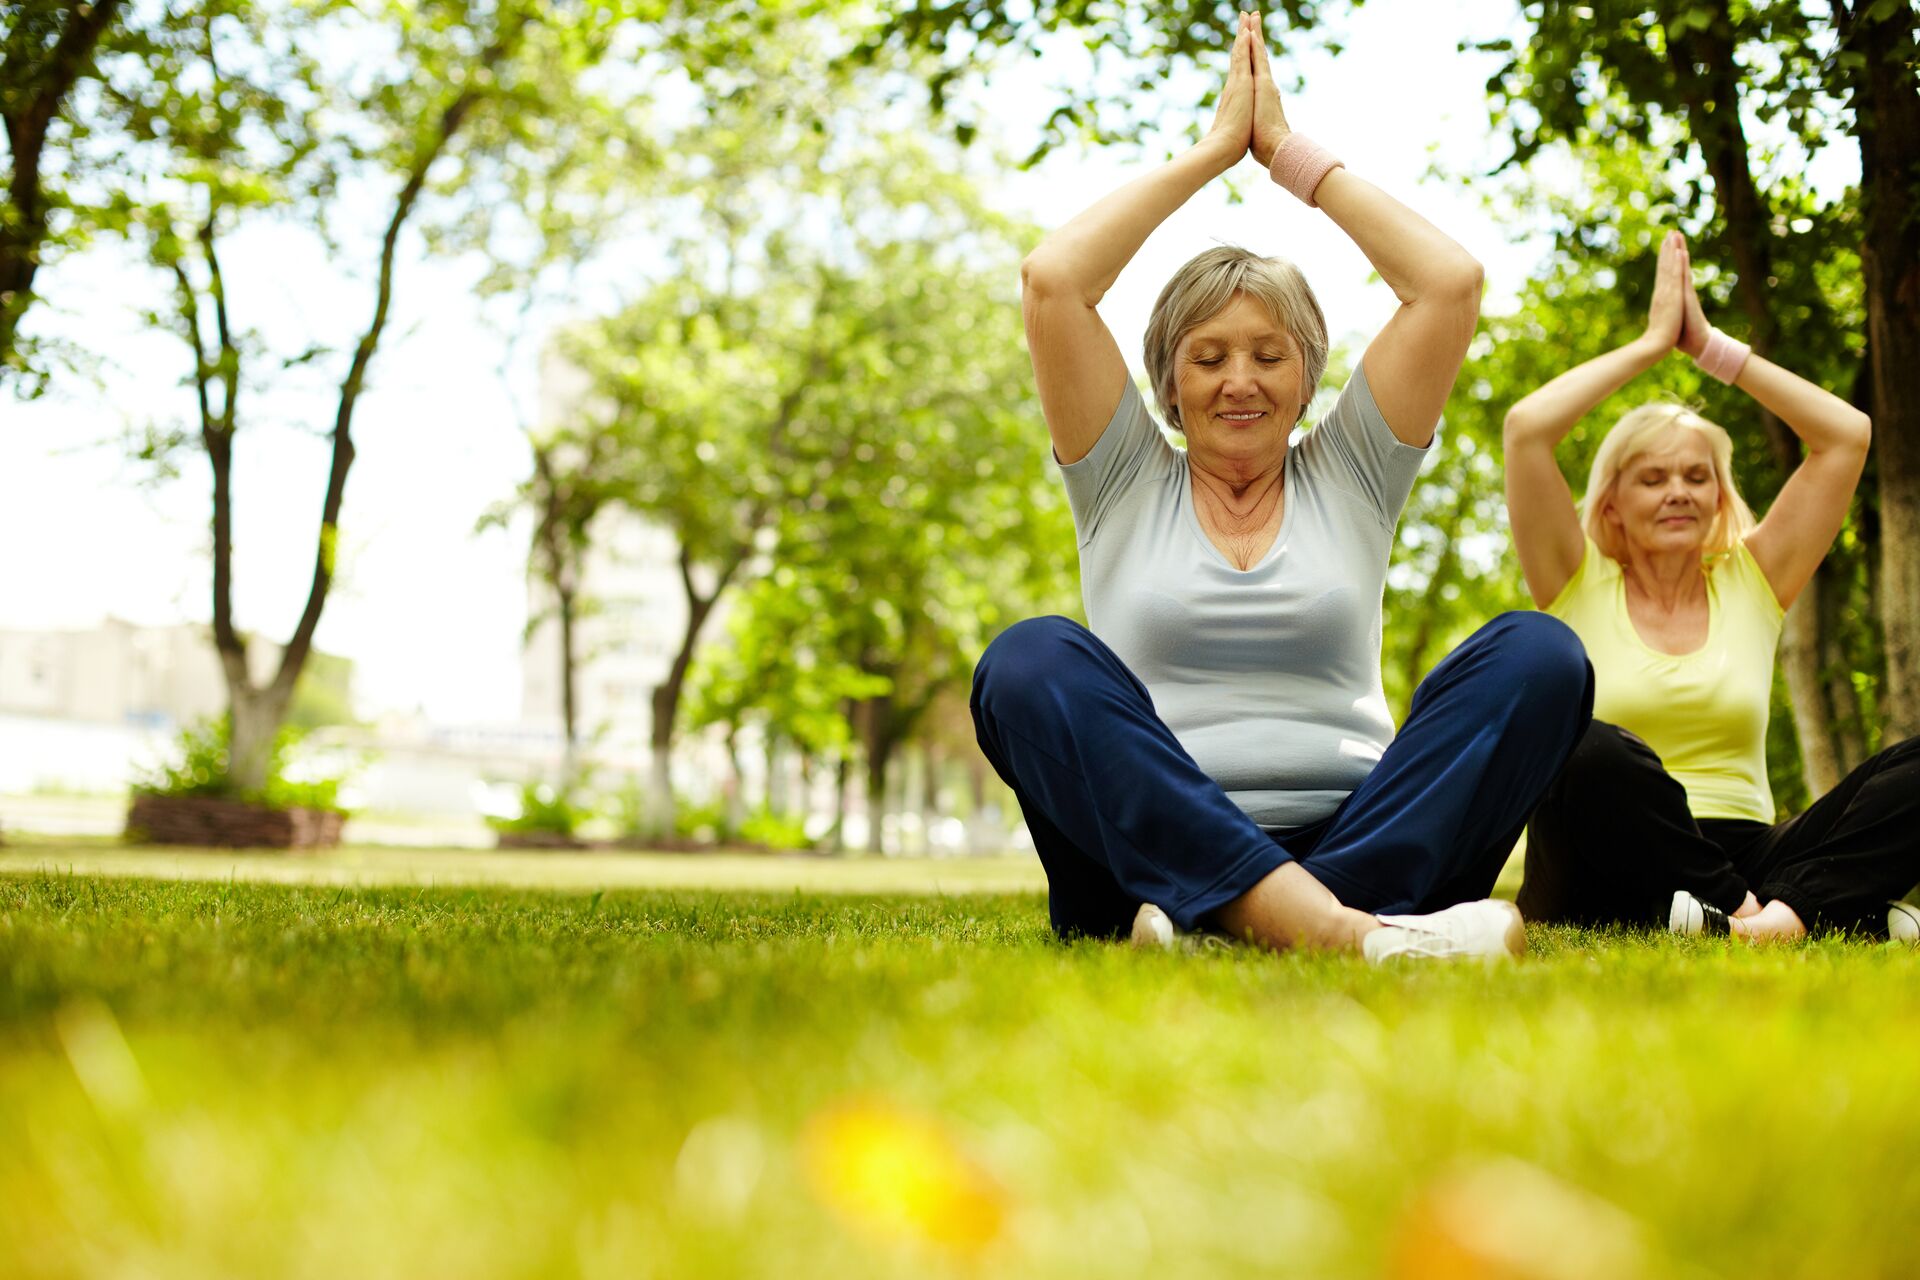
800, 1098, 1005, 1254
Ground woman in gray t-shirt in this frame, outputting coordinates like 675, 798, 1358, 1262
969, 12, 1592, 961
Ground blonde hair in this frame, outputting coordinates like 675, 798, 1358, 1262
1142, 246, 1328, 430
1580, 401, 1756, 563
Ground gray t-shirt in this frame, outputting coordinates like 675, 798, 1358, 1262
1059, 362, 1430, 830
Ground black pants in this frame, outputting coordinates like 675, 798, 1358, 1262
1517, 720, 1920, 936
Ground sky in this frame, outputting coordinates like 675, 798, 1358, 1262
0, 0, 1860, 726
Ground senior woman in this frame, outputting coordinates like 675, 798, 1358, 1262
969, 12, 1592, 960
1505, 230, 1920, 942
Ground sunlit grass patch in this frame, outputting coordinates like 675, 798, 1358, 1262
3, 872, 1919, 1279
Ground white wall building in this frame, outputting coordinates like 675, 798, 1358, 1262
0, 619, 234, 727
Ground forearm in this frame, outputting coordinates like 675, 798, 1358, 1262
1733, 353, 1871, 456
1505, 336, 1666, 446
1022, 139, 1240, 306
1311, 167, 1482, 304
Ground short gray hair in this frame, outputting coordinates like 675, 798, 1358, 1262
1142, 245, 1329, 430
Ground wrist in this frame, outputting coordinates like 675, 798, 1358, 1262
1694, 326, 1751, 384
1629, 333, 1672, 363
1193, 133, 1246, 175
1268, 132, 1342, 207
1251, 126, 1290, 171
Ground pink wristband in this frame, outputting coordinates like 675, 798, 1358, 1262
1695, 327, 1750, 384
1269, 132, 1344, 208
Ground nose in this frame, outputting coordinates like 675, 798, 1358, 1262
1221, 353, 1260, 398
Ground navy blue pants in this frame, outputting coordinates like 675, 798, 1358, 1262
970, 612, 1594, 939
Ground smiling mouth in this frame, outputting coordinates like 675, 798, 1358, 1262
1218, 410, 1267, 422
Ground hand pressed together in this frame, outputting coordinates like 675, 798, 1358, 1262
1205, 12, 1292, 169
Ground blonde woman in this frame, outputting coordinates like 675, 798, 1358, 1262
969, 12, 1593, 961
1505, 230, 1920, 942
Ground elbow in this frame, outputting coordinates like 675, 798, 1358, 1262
1439, 254, 1485, 311
1020, 251, 1070, 304
1503, 406, 1542, 449
1020, 251, 1097, 317
1448, 253, 1486, 298
1851, 409, 1873, 453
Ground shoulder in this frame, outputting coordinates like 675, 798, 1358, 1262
1720, 537, 1787, 622
1546, 538, 1611, 617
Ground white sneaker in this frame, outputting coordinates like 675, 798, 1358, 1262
1130, 902, 1179, 950
1890, 901, 1920, 943
1362, 899, 1526, 963
1668, 889, 1732, 937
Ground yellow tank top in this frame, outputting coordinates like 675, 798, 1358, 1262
1547, 537, 1784, 822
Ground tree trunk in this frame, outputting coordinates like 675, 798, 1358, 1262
722, 729, 745, 839
831, 754, 850, 853
1816, 565, 1868, 770
861, 694, 900, 855
1668, 5, 1851, 794
921, 742, 941, 853
1846, 0, 1920, 742
647, 744, 674, 839
557, 575, 579, 772
228, 684, 291, 794
966, 754, 992, 855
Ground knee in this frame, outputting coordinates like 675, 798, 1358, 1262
972, 616, 1087, 719
1481, 612, 1591, 704
1558, 720, 1656, 795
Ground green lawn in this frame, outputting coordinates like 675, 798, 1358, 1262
4, 843, 1919, 1279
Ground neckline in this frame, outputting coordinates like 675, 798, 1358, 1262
1181, 453, 1294, 575
1615, 559, 1718, 659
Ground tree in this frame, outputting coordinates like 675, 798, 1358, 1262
1, 0, 125, 393
1468, 0, 1917, 786
483, 424, 620, 769
125, 0, 625, 793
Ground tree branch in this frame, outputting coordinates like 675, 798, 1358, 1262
273, 14, 531, 698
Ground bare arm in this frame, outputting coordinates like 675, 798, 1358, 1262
1502, 233, 1693, 607
1248, 22, 1480, 447
1674, 243, 1870, 612
1021, 24, 1251, 464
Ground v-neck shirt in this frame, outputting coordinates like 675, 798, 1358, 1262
1058, 362, 1430, 830
1547, 536, 1784, 822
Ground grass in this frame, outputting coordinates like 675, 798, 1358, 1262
3, 842, 1919, 1279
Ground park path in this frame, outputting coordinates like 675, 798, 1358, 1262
0, 844, 1046, 896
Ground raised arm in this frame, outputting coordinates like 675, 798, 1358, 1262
1677, 241, 1871, 612
1248, 19, 1480, 447
1502, 232, 1693, 607
1020, 22, 1252, 464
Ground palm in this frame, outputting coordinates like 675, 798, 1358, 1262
1249, 19, 1289, 168
1206, 18, 1254, 158
1644, 232, 1685, 349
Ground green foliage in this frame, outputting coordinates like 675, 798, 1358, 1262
488, 780, 588, 838
738, 805, 811, 851
1457, 2, 1890, 789
671, 795, 729, 843
7, 869, 1920, 1277
572, 92, 1077, 771
134, 717, 348, 813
